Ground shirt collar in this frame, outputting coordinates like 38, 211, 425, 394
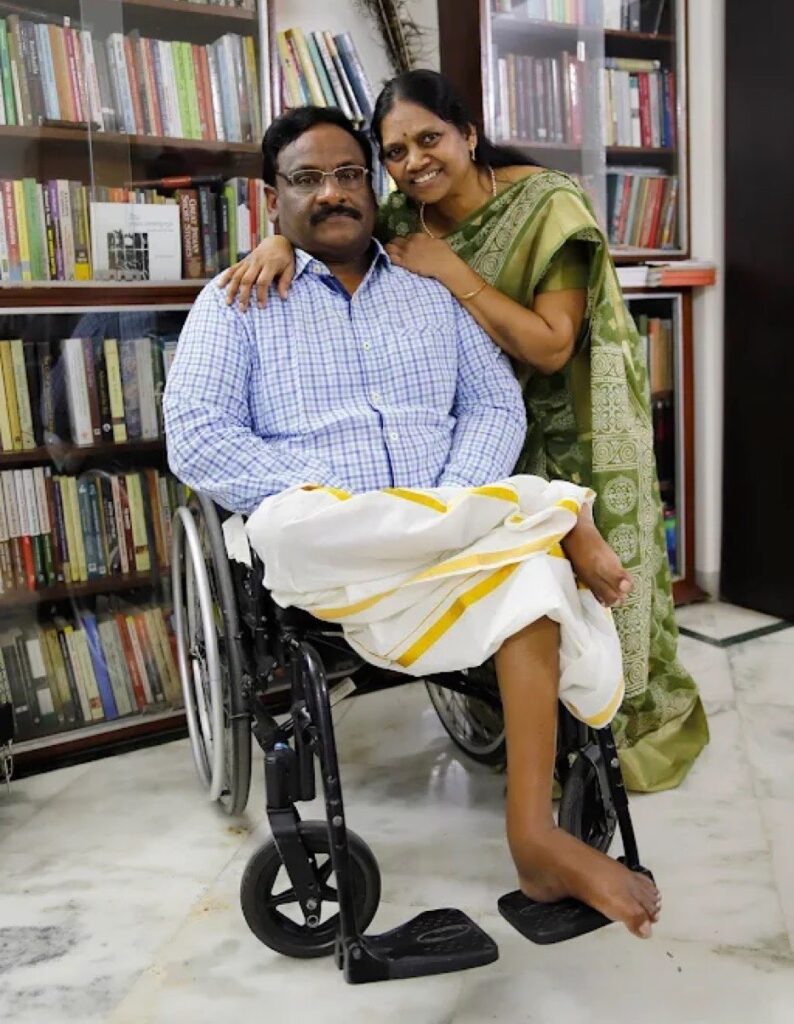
293, 238, 391, 282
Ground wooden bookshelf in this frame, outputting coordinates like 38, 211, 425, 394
0, 440, 165, 467
0, 0, 270, 771
0, 125, 261, 156
0, 571, 166, 609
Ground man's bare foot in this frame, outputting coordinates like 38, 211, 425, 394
515, 826, 661, 938
561, 506, 633, 607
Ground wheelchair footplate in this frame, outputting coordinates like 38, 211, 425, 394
497, 860, 655, 945
338, 907, 498, 984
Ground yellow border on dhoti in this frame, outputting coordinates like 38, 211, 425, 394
396, 562, 520, 668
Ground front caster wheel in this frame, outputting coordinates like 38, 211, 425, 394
240, 821, 381, 958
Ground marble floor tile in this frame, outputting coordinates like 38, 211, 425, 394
0, 760, 91, 837
729, 629, 794, 706
455, 913, 794, 1024
0, 862, 211, 1024
758, 798, 794, 950
0, 740, 255, 884
677, 634, 735, 710
676, 601, 788, 642
673, 704, 753, 800
738, 703, 794, 799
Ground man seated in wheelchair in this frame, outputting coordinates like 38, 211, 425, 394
163, 106, 660, 939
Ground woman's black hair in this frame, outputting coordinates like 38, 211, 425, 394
370, 69, 539, 170
262, 105, 374, 185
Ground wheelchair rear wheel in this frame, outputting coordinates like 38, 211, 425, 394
172, 495, 251, 814
240, 821, 381, 958
425, 668, 506, 768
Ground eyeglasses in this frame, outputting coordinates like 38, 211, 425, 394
276, 165, 370, 193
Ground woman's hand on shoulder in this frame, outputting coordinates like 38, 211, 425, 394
386, 233, 456, 281
217, 235, 296, 312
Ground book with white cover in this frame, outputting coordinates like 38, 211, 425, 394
89, 202, 180, 282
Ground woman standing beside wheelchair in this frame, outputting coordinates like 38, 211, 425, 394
219, 69, 708, 794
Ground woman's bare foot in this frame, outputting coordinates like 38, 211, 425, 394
515, 826, 661, 938
562, 507, 633, 607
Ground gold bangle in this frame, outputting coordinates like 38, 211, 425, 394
458, 280, 487, 302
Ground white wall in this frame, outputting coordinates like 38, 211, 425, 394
687, 0, 725, 594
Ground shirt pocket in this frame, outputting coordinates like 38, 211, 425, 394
384, 313, 458, 411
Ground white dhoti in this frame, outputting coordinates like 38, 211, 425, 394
244, 476, 625, 728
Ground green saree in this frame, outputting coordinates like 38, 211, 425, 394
377, 170, 709, 792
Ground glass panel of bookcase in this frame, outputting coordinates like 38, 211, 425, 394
486, 1, 607, 207
626, 294, 681, 578
0, 307, 190, 746
0, 0, 266, 284
487, 1, 684, 256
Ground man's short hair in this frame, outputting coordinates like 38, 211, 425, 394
261, 106, 375, 186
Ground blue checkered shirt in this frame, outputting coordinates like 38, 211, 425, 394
164, 242, 526, 515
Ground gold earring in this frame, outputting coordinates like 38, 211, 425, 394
470, 148, 476, 162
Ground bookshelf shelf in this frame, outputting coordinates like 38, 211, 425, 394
0, 440, 165, 468
490, 18, 673, 44
0, 125, 261, 156
120, 0, 257, 23
0, 282, 205, 305
0, 571, 165, 610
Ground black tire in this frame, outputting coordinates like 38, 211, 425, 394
425, 669, 506, 768
189, 495, 252, 815
240, 821, 381, 959
558, 754, 616, 854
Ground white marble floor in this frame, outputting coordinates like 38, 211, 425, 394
2, 603, 794, 1023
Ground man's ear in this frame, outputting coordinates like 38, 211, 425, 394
265, 185, 279, 223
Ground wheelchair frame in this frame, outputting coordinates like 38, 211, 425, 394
171, 493, 648, 984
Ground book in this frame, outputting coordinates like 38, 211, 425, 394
90, 201, 180, 281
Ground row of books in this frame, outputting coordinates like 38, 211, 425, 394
493, 0, 668, 33
0, 603, 182, 741
602, 61, 676, 148
276, 28, 375, 124
495, 52, 586, 145
635, 314, 674, 393
606, 169, 678, 249
0, 467, 187, 593
0, 176, 266, 282
0, 17, 261, 143
0, 333, 176, 452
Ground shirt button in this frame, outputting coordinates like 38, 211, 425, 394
363, 342, 371, 351
389, 431, 398, 440
371, 391, 381, 403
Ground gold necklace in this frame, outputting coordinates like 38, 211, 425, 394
419, 166, 498, 239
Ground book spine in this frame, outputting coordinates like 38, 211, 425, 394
0, 340, 22, 449
175, 188, 202, 279
58, 626, 88, 722
92, 336, 113, 442
125, 473, 151, 573
114, 613, 148, 708
65, 475, 87, 581
10, 337, 35, 449
97, 619, 133, 716
76, 476, 99, 580
103, 338, 128, 442
0, 21, 17, 125
81, 336, 102, 442
81, 613, 117, 719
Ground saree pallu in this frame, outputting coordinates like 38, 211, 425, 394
245, 478, 625, 728
378, 172, 709, 791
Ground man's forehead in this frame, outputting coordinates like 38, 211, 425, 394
280, 125, 365, 170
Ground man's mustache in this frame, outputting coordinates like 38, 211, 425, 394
311, 205, 362, 225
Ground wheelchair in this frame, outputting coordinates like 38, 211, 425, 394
171, 492, 651, 984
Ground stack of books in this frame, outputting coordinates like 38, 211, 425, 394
0, 17, 261, 143
494, 51, 585, 145
607, 168, 678, 249
602, 60, 676, 148
0, 466, 186, 594
645, 260, 716, 286
0, 175, 266, 282
0, 602, 183, 741
0, 334, 177, 452
276, 28, 375, 123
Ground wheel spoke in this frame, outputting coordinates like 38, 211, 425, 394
320, 885, 338, 901
265, 887, 298, 908
316, 858, 334, 885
